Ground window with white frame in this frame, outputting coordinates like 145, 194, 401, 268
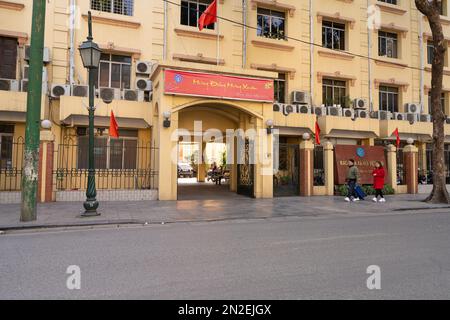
274, 73, 286, 103
180, 0, 215, 30
91, 0, 134, 16
94, 53, 131, 90
257, 8, 286, 40
322, 21, 346, 50
428, 92, 446, 115
378, 31, 398, 58
379, 85, 399, 113
322, 78, 347, 107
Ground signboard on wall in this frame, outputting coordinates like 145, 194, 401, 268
334, 145, 387, 185
164, 70, 274, 102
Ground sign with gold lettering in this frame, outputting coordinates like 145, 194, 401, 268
164, 70, 274, 102
334, 145, 386, 185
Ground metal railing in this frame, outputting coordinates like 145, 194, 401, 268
0, 137, 24, 191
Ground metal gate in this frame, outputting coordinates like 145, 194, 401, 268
273, 143, 300, 197
237, 138, 254, 197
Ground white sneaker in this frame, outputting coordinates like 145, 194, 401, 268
353, 198, 360, 202
379, 198, 386, 203
345, 197, 351, 202
372, 197, 378, 202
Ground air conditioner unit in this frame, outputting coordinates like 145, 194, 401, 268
420, 114, 432, 122
353, 98, 368, 109
99, 87, 121, 102
25, 46, 51, 63
20, 79, 28, 92
405, 103, 421, 114
393, 112, 407, 121
446, 117, 450, 124
297, 105, 311, 114
282, 104, 295, 116
122, 89, 144, 102
50, 84, 70, 98
343, 108, 354, 118
0, 78, 19, 92
135, 78, 152, 91
371, 110, 392, 120
23, 65, 47, 81
135, 61, 153, 75
273, 103, 283, 112
355, 109, 369, 118
326, 106, 342, 117
71, 85, 89, 97
406, 113, 419, 123
312, 106, 326, 117
291, 91, 310, 104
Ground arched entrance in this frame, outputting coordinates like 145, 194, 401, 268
175, 102, 258, 200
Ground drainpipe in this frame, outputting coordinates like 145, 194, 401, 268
367, 0, 373, 111
242, 0, 247, 69
309, 0, 314, 105
419, 12, 425, 112
163, 0, 168, 60
69, 0, 76, 85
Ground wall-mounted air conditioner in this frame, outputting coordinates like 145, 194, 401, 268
355, 109, 369, 118
24, 45, 51, 63
343, 108, 354, 118
406, 113, 419, 123
291, 91, 310, 104
122, 89, 144, 102
20, 79, 28, 92
99, 87, 121, 102
353, 98, 368, 109
312, 105, 326, 117
420, 114, 432, 122
135, 61, 153, 75
71, 85, 89, 97
282, 104, 295, 116
393, 113, 407, 121
327, 106, 342, 117
50, 84, 71, 98
0, 79, 19, 92
297, 105, 311, 114
405, 103, 421, 114
136, 78, 152, 91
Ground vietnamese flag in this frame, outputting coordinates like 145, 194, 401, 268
392, 128, 400, 149
109, 111, 119, 138
315, 121, 321, 145
198, 0, 217, 31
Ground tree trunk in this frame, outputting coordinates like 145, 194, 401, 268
415, 0, 450, 204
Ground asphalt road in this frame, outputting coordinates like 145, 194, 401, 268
1, 211, 450, 299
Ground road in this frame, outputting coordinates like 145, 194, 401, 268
1, 210, 450, 299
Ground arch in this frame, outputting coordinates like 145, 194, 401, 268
171, 99, 264, 120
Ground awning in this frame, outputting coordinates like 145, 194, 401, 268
274, 126, 313, 136
61, 115, 151, 129
324, 129, 378, 140
0, 111, 26, 123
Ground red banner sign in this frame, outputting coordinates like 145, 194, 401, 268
164, 70, 274, 102
334, 145, 387, 185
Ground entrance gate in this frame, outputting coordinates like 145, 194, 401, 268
274, 143, 300, 197
237, 138, 254, 197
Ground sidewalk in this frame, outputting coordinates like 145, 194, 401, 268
1, 194, 449, 231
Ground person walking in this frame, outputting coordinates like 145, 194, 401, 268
372, 161, 386, 203
345, 159, 360, 202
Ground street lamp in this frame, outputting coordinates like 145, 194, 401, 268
79, 11, 102, 217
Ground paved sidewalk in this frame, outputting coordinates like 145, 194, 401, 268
1, 194, 449, 231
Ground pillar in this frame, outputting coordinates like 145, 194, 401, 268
38, 130, 55, 203
403, 143, 419, 194
197, 142, 207, 182
158, 110, 178, 201
299, 139, 314, 197
386, 144, 398, 192
323, 141, 334, 196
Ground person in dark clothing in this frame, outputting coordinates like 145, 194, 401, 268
345, 159, 360, 202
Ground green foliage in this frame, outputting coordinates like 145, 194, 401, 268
336, 184, 395, 196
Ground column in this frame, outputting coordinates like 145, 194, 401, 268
386, 144, 398, 192
197, 142, 207, 182
299, 137, 314, 197
323, 141, 334, 196
38, 130, 55, 203
158, 110, 178, 201
403, 142, 419, 194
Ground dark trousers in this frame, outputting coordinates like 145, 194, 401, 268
347, 179, 357, 198
375, 189, 384, 198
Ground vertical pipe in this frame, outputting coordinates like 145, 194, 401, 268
309, 0, 314, 105
21, 0, 47, 222
242, 0, 247, 69
163, 0, 168, 60
419, 12, 425, 112
367, 0, 373, 112
69, 0, 76, 84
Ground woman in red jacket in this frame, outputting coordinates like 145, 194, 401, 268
372, 161, 386, 203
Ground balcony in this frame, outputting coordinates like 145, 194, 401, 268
0, 90, 46, 122
318, 115, 380, 139
379, 119, 433, 140
59, 96, 152, 129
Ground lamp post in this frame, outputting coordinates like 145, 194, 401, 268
79, 11, 102, 217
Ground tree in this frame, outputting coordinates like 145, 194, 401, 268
415, 0, 450, 203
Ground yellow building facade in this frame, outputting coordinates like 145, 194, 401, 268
0, 0, 450, 202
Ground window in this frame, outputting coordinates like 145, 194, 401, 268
274, 73, 286, 103
257, 8, 286, 40
91, 0, 134, 16
378, 31, 398, 58
378, 0, 397, 5
0, 36, 17, 79
181, 0, 215, 30
0, 125, 14, 169
322, 21, 346, 50
77, 133, 138, 170
322, 78, 347, 107
428, 92, 446, 115
379, 86, 399, 113
313, 146, 325, 186
427, 41, 447, 66
94, 54, 131, 89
